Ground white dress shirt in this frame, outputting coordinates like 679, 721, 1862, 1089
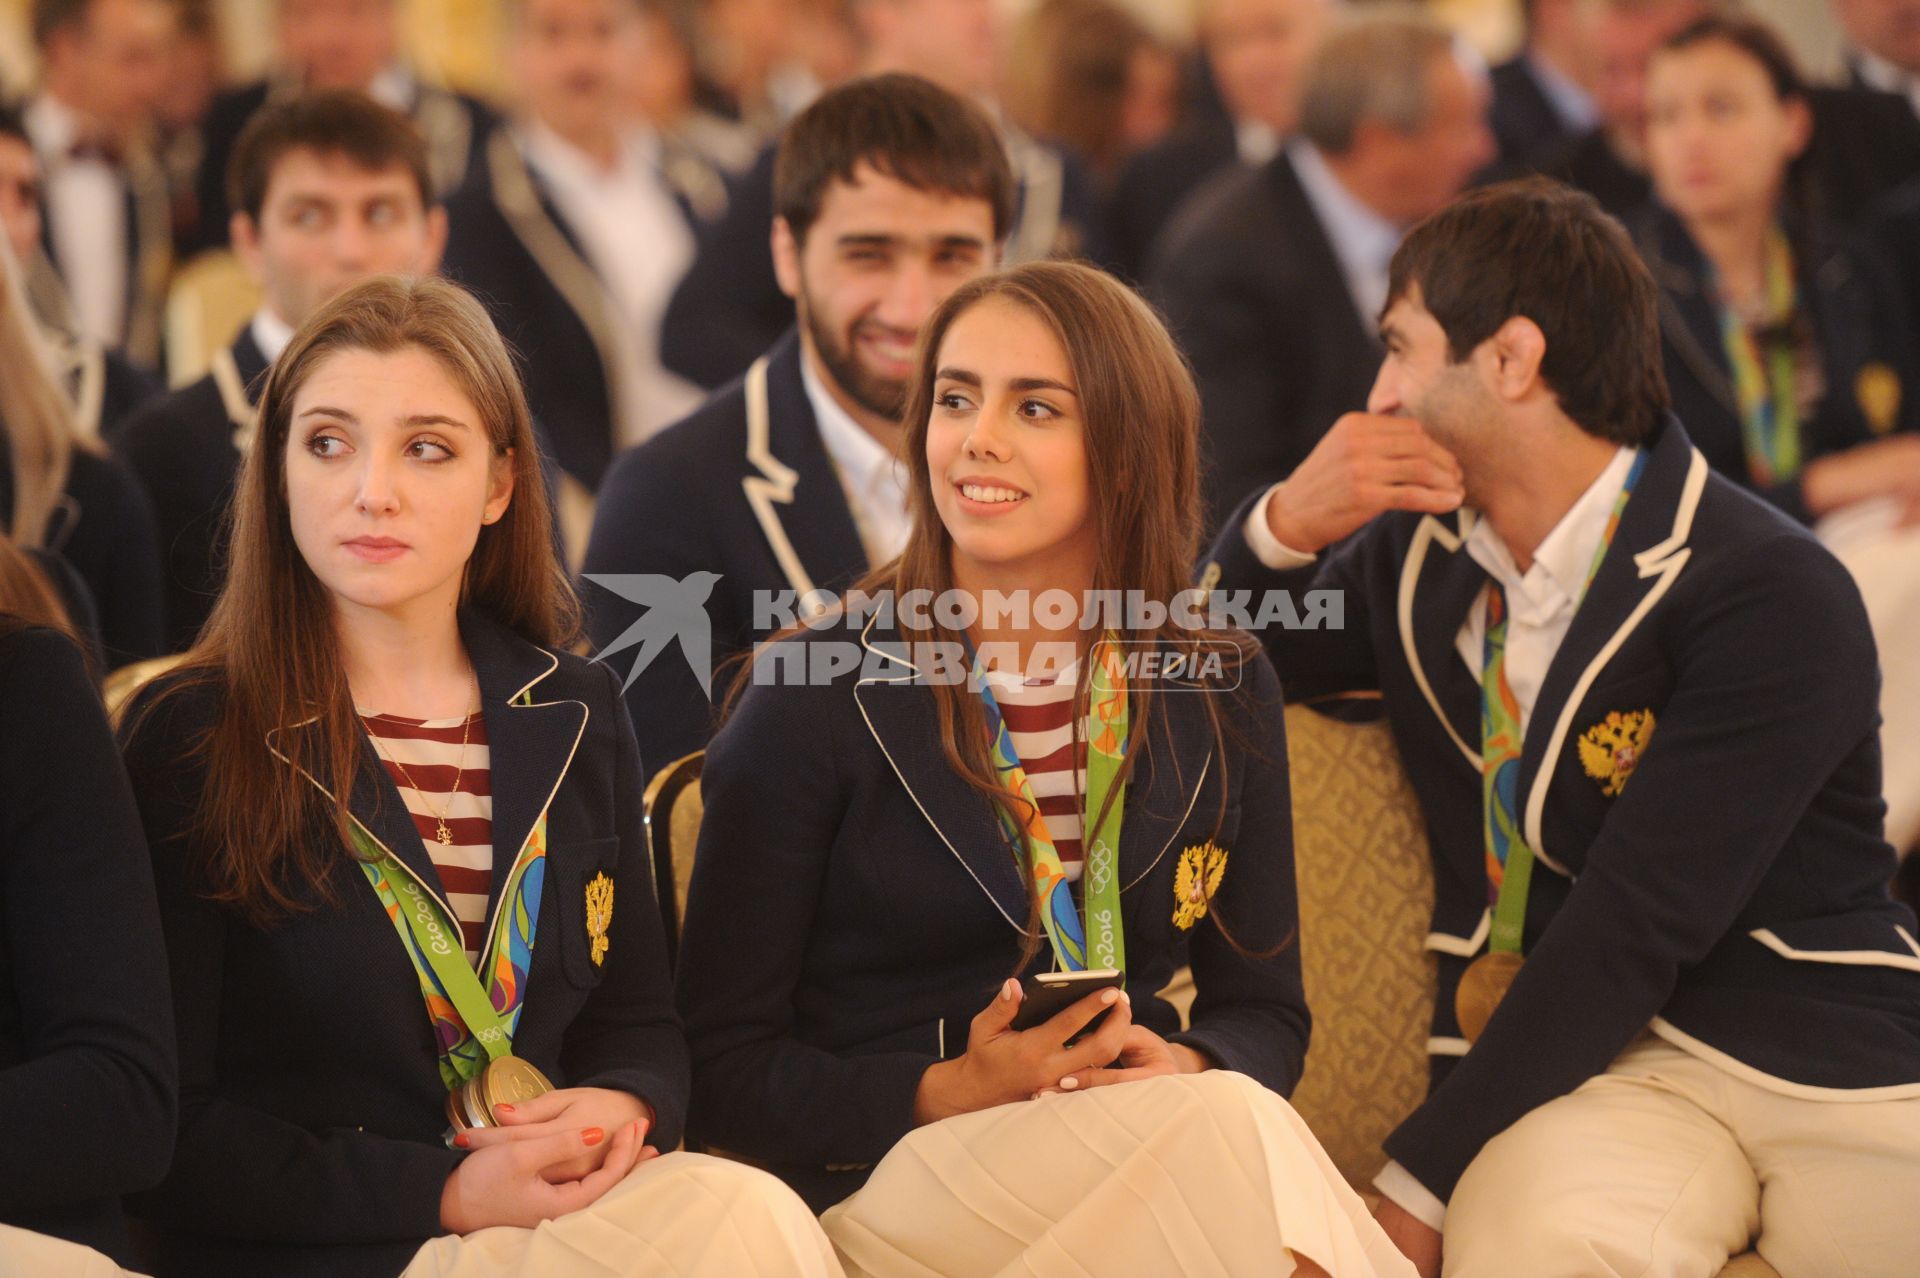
24, 93, 127, 348
1235, 119, 1282, 167
1854, 48, 1920, 121
1286, 139, 1404, 329
800, 353, 912, 566
1242, 444, 1639, 1226
249, 308, 295, 365
518, 120, 703, 449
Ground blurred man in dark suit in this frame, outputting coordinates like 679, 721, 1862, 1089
441, 0, 710, 552
183, 0, 494, 255
21, 0, 174, 370
1105, 0, 1336, 282
1150, 10, 1493, 534
1485, 0, 1598, 167
0, 104, 155, 437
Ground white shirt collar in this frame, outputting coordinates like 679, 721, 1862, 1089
1463, 445, 1638, 626
1235, 119, 1281, 167
800, 350, 908, 509
249, 308, 296, 364
1524, 51, 1598, 133
23, 94, 81, 158
367, 64, 416, 113
518, 118, 660, 189
1854, 48, 1920, 113
1287, 139, 1403, 325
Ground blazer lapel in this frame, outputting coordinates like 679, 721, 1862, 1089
1398, 510, 1489, 771
741, 334, 873, 609
487, 128, 624, 421
852, 620, 1030, 931
1118, 676, 1216, 892
266, 716, 453, 916
1516, 419, 1707, 872
461, 613, 589, 922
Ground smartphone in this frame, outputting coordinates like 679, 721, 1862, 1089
1009, 968, 1124, 1042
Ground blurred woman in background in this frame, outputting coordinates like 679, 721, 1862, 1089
0, 232, 164, 663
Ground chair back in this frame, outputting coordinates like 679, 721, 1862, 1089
641, 751, 705, 966
1284, 702, 1437, 1188
164, 251, 262, 388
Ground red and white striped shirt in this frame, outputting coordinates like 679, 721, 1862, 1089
360, 710, 494, 965
982, 665, 1091, 882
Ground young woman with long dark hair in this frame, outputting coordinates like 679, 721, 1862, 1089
118, 275, 837, 1278
678, 260, 1414, 1277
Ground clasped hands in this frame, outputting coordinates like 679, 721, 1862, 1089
439, 1086, 654, 1234
912, 977, 1211, 1125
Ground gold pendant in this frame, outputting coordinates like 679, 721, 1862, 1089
436, 820, 452, 845
1455, 950, 1525, 1044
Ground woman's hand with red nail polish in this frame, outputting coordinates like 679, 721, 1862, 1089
449, 1086, 653, 1183
439, 1117, 647, 1234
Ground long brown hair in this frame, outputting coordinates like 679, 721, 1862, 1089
882, 261, 1258, 968
0, 534, 80, 643
136, 276, 580, 924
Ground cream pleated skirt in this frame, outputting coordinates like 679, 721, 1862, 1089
402, 1150, 842, 1277
822, 1070, 1416, 1278
0, 1224, 142, 1277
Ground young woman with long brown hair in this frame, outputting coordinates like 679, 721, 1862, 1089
677, 260, 1414, 1277
116, 276, 837, 1278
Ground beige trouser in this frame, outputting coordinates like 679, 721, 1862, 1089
0, 1225, 145, 1277
1442, 1036, 1920, 1278
403, 1150, 843, 1278
822, 1070, 1416, 1278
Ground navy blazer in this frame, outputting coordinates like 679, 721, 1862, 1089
111, 326, 268, 652
1632, 205, 1920, 524
1102, 113, 1238, 284
442, 127, 699, 491
1204, 417, 1920, 1203
119, 613, 686, 1278
1147, 149, 1382, 536
0, 625, 175, 1266
676, 616, 1309, 1212
582, 331, 872, 777
1485, 57, 1584, 171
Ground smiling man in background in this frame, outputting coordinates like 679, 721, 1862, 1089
583, 73, 1012, 776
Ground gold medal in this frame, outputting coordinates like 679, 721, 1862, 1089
1454, 950, 1524, 1044
444, 1056, 555, 1145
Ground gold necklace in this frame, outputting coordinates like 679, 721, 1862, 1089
368, 679, 478, 847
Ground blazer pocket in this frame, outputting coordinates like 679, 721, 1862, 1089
1749, 919, 1920, 975
550, 836, 622, 990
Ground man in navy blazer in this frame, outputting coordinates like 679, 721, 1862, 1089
582, 74, 1013, 780
1205, 179, 1920, 1276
